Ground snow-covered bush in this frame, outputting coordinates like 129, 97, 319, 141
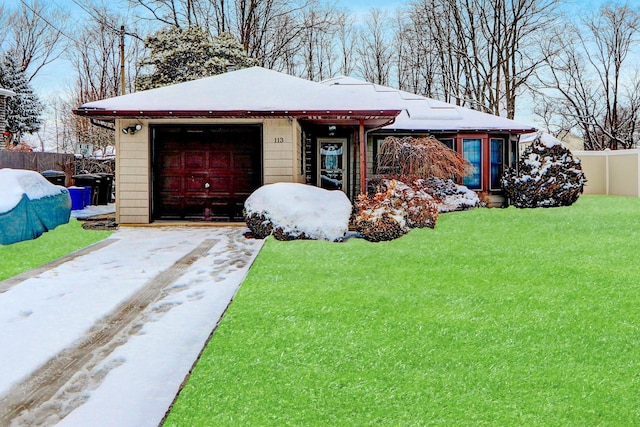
244, 183, 351, 242
502, 134, 586, 208
368, 176, 481, 214
412, 177, 481, 212
354, 180, 439, 242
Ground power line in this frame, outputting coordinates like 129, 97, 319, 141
16, 0, 80, 44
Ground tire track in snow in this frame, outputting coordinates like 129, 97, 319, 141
0, 238, 218, 426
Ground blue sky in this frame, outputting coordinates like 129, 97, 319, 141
3, 0, 616, 126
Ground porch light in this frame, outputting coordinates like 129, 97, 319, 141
122, 124, 142, 135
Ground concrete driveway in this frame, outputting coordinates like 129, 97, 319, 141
0, 226, 264, 427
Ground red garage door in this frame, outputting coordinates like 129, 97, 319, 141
152, 125, 261, 221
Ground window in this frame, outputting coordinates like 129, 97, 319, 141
490, 138, 504, 190
462, 138, 481, 189
438, 138, 455, 151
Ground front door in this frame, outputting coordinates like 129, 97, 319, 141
318, 138, 346, 191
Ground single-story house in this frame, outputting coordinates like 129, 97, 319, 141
74, 67, 536, 224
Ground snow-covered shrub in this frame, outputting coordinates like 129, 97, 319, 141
368, 176, 481, 214
243, 183, 351, 242
354, 180, 439, 242
244, 212, 273, 239
412, 177, 482, 212
503, 135, 586, 208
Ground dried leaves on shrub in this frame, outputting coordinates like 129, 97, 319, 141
354, 180, 439, 242
377, 136, 471, 180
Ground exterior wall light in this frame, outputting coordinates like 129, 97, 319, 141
122, 124, 142, 135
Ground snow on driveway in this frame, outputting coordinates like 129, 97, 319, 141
0, 226, 264, 427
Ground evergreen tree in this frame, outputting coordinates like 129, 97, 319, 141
0, 51, 43, 141
135, 27, 258, 91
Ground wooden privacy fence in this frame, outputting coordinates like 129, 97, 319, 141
0, 151, 75, 186
574, 149, 640, 197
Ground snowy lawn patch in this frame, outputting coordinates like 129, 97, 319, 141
165, 196, 640, 426
0, 219, 112, 281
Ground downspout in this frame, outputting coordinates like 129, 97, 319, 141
358, 117, 398, 195
359, 118, 366, 194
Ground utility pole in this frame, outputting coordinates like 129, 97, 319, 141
120, 25, 126, 95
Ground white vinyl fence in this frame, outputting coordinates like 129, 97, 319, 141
574, 149, 640, 197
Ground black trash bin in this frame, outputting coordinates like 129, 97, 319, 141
95, 173, 114, 204
72, 174, 101, 206
41, 170, 67, 186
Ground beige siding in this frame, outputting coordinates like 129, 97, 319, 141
116, 120, 150, 224
263, 119, 300, 184
115, 118, 299, 224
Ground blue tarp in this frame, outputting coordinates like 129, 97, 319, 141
0, 190, 71, 245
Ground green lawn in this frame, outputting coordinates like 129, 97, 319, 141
0, 219, 112, 281
165, 195, 640, 426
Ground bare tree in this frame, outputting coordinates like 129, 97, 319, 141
336, 13, 357, 77
392, 7, 438, 97
355, 9, 391, 86
4, 0, 69, 82
62, 7, 145, 153
537, 3, 640, 149
405, 0, 557, 118
299, 6, 350, 81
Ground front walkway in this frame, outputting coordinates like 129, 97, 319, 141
0, 227, 264, 427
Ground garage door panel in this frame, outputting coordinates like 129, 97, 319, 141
209, 176, 231, 193
185, 175, 208, 193
162, 152, 182, 169
233, 153, 255, 169
209, 153, 231, 169
185, 152, 207, 170
161, 176, 183, 193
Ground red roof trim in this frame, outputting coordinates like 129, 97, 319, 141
73, 108, 402, 120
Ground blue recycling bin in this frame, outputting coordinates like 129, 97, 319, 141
83, 186, 93, 206
68, 186, 86, 210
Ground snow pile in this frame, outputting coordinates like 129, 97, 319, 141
354, 179, 439, 242
0, 168, 67, 213
244, 183, 352, 242
503, 136, 586, 208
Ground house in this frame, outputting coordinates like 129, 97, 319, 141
74, 67, 536, 224
0, 88, 16, 150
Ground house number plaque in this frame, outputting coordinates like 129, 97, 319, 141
274, 137, 284, 143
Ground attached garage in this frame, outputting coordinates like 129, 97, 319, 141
151, 125, 262, 221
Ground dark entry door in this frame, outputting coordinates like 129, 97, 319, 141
152, 125, 261, 221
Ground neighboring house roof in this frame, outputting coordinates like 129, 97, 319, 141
0, 88, 16, 97
519, 131, 562, 147
74, 67, 400, 127
321, 76, 537, 133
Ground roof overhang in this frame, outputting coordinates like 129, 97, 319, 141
73, 108, 401, 128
